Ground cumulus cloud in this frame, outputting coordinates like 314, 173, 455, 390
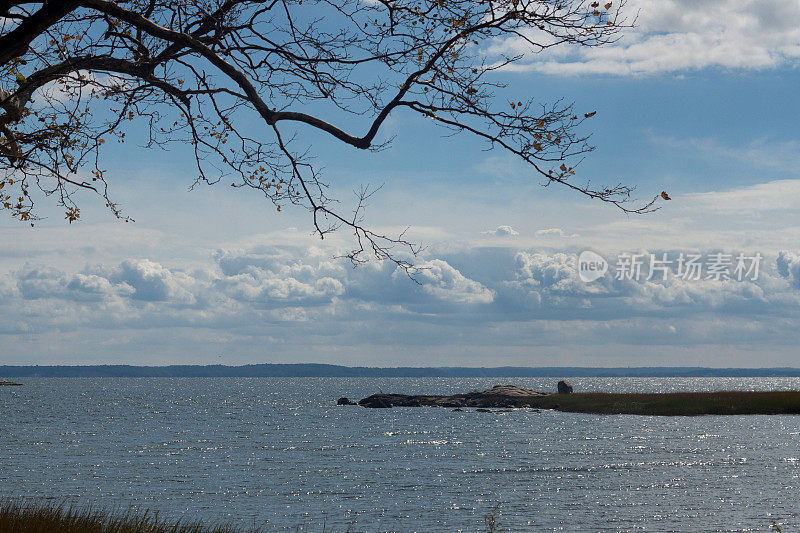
481, 248, 800, 323
17, 266, 131, 302
108, 259, 199, 304
66, 274, 132, 301
5, 243, 800, 363
8, 247, 800, 322
218, 272, 344, 308
493, 0, 800, 75
482, 225, 519, 236
513, 252, 576, 291
535, 228, 565, 237
9, 250, 495, 317
17, 267, 72, 300
414, 259, 495, 304
777, 251, 800, 288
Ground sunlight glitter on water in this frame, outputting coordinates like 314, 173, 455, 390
3, 377, 800, 531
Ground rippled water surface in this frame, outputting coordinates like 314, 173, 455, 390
3, 377, 800, 531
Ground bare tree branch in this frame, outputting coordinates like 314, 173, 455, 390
0, 0, 659, 261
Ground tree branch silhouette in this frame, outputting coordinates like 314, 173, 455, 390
0, 0, 658, 270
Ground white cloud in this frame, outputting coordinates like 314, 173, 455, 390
66, 273, 133, 301
413, 259, 495, 304
6, 245, 798, 335
535, 228, 565, 237
482, 225, 519, 236
219, 272, 344, 307
495, 0, 800, 75
108, 259, 200, 304
5, 171, 800, 365
649, 135, 800, 175
2, 241, 800, 366
477, 248, 800, 325
777, 251, 800, 288
686, 179, 800, 213
513, 252, 576, 291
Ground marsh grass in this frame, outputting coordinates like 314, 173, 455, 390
0, 501, 240, 533
0, 501, 504, 532
0, 499, 512, 532
520, 391, 800, 415
0, 497, 785, 531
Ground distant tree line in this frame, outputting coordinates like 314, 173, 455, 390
2, 364, 799, 378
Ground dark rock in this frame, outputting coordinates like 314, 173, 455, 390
557, 380, 573, 394
357, 385, 550, 409
475, 408, 491, 412
358, 395, 394, 408
452, 408, 464, 412
337, 397, 356, 405
0, 381, 22, 386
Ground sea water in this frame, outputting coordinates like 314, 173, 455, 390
2, 377, 800, 531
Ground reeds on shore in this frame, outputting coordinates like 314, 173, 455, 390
0, 501, 239, 533
523, 390, 800, 415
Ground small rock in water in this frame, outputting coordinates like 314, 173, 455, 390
557, 380, 573, 394
452, 408, 464, 412
336, 397, 356, 405
475, 408, 491, 412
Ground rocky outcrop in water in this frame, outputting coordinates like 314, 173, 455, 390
0, 381, 22, 386
348, 386, 800, 416
336, 397, 356, 405
358, 384, 549, 409
557, 380, 573, 394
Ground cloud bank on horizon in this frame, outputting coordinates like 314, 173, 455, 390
2, 243, 800, 365
3, 173, 800, 366
4, 141, 800, 367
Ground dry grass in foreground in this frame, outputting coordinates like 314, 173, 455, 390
523, 391, 800, 416
0, 501, 238, 533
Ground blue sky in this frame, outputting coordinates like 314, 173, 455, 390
3, 0, 800, 366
